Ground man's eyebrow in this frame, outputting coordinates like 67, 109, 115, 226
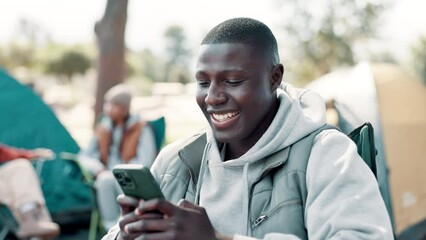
221, 69, 244, 74
195, 71, 208, 79
195, 68, 245, 78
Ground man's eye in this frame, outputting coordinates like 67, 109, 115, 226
197, 80, 210, 87
225, 79, 243, 86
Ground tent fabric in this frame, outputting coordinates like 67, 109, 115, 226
0, 68, 93, 225
305, 62, 394, 230
371, 64, 426, 234
0, 69, 79, 153
306, 62, 426, 235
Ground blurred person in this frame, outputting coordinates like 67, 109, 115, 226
0, 144, 60, 239
103, 18, 393, 240
79, 84, 157, 230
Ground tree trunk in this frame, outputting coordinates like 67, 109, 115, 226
94, 0, 128, 125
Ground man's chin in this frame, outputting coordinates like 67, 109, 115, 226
211, 131, 234, 144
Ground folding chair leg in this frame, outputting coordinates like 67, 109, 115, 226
88, 208, 100, 240
0, 227, 9, 240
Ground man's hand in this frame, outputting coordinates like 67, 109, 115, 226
117, 195, 164, 240
120, 198, 217, 240
117, 194, 145, 240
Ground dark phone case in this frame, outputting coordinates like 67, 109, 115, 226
112, 164, 164, 200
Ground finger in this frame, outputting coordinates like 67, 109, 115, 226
134, 232, 173, 240
120, 211, 165, 234
120, 231, 143, 240
126, 218, 172, 233
119, 211, 139, 230
177, 199, 202, 211
118, 194, 141, 214
138, 199, 178, 216
135, 211, 164, 220
118, 194, 140, 207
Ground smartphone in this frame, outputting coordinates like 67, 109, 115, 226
112, 164, 164, 200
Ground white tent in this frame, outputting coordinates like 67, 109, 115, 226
306, 62, 426, 235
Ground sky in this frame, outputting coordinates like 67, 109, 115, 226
0, 0, 282, 53
1, 0, 425, 62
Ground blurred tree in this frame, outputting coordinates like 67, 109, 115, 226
125, 55, 136, 78
0, 18, 50, 73
410, 36, 426, 85
163, 25, 192, 84
45, 50, 91, 82
0, 43, 35, 70
140, 49, 165, 82
280, 0, 390, 85
94, 0, 128, 124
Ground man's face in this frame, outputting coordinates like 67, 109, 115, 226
195, 43, 280, 147
103, 102, 128, 123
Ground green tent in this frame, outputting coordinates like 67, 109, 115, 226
0, 68, 93, 226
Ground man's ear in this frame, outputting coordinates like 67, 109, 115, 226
270, 64, 284, 92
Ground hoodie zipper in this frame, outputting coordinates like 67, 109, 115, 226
252, 199, 302, 228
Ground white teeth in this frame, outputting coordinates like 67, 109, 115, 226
212, 112, 239, 122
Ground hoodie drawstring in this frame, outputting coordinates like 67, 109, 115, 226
195, 142, 211, 205
243, 161, 251, 235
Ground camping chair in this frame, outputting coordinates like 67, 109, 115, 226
0, 203, 19, 240
57, 116, 166, 239
147, 116, 166, 154
60, 152, 105, 240
347, 122, 378, 178
0, 157, 55, 240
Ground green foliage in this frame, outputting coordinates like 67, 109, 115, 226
0, 43, 36, 70
164, 26, 191, 65
411, 36, 426, 85
163, 25, 192, 83
281, 0, 390, 85
139, 49, 166, 82
127, 75, 155, 96
167, 65, 191, 84
46, 50, 92, 82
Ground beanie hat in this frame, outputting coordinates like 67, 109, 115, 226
104, 84, 132, 109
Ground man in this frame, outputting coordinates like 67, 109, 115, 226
79, 84, 157, 230
103, 18, 393, 239
0, 144, 60, 239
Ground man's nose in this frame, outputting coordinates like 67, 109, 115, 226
205, 83, 226, 106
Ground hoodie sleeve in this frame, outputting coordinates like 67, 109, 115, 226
304, 129, 393, 239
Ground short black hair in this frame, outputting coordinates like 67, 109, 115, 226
201, 17, 279, 64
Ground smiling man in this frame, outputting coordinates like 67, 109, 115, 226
103, 18, 393, 240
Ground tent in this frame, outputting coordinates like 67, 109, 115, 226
0, 68, 94, 226
306, 62, 426, 236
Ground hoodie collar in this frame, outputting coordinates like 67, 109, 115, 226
177, 132, 289, 187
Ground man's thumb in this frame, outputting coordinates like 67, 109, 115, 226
177, 199, 200, 210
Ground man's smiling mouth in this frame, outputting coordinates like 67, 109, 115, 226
211, 112, 240, 122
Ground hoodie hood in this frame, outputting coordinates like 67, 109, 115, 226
206, 84, 327, 166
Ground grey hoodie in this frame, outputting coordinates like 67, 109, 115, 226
197, 85, 393, 239
197, 85, 326, 235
